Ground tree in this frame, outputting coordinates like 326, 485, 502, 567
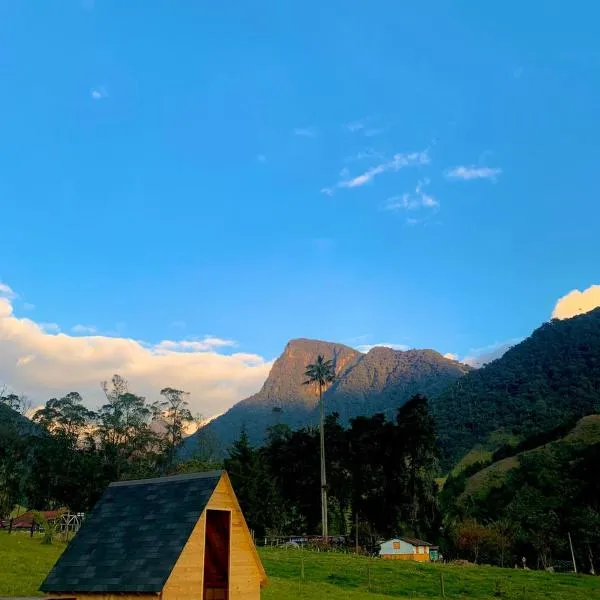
0, 388, 31, 415
396, 394, 439, 535
454, 518, 490, 563
225, 429, 285, 538
32, 392, 96, 444
97, 375, 162, 479
159, 387, 194, 469
304, 355, 335, 539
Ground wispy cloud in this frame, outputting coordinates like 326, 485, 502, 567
446, 165, 502, 181
344, 148, 385, 163
17, 354, 35, 367
345, 120, 365, 132
340, 151, 430, 189
91, 86, 108, 101
356, 342, 410, 353
293, 127, 317, 138
0, 283, 17, 300
23, 302, 35, 311
364, 127, 385, 137
384, 179, 438, 212
40, 323, 60, 333
155, 336, 238, 354
462, 338, 521, 368
72, 324, 98, 335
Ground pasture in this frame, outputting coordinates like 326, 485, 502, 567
1, 532, 599, 599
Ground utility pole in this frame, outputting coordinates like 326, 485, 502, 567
568, 532, 577, 574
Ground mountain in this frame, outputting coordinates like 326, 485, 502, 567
432, 307, 600, 468
0, 403, 35, 432
185, 338, 470, 451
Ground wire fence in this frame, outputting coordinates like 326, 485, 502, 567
259, 547, 592, 599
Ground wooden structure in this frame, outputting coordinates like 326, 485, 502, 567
41, 471, 267, 600
379, 537, 434, 562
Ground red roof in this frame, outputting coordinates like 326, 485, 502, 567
12, 510, 62, 528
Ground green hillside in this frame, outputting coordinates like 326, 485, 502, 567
433, 307, 600, 468
460, 414, 600, 501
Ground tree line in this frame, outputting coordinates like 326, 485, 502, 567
0, 375, 195, 515
1, 368, 599, 572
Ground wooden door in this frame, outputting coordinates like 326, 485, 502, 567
203, 510, 231, 600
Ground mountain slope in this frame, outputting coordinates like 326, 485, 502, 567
186, 339, 470, 451
433, 307, 600, 467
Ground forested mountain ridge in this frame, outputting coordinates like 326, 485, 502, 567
189, 339, 470, 450
432, 307, 600, 468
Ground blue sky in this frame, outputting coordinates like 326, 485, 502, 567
1, 1, 599, 409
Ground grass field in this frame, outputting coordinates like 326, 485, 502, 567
2, 532, 600, 599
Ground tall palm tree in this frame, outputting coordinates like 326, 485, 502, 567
304, 354, 335, 539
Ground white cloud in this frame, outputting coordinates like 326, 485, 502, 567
384, 179, 438, 212
91, 86, 108, 100
72, 324, 98, 335
320, 187, 334, 197
40, 323, 61, 333
0, 283, 17, 300
443, 352, 458, 360
338, 150, 429, 190
0, 294, 272, 418
356, 342, 410, 353
23, 302, 35, 311
293, 127, 317, 138
446, 166, 502, 181
552, 285, 600, 320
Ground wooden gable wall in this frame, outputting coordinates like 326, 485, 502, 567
162, 474, 265, 600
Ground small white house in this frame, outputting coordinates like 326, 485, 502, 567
379, 537, 435, 562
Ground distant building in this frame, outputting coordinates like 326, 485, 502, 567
12, 510, 62, 529
379, 537, 438, 562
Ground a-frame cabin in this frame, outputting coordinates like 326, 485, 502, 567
41, 471, 267, 600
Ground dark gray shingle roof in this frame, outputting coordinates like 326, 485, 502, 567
41, 471, 223, 593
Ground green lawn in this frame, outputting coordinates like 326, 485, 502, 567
0, 532, 66, 597
2, 532, 599, 599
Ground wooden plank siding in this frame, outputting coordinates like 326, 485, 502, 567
381, 553, 430, 562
